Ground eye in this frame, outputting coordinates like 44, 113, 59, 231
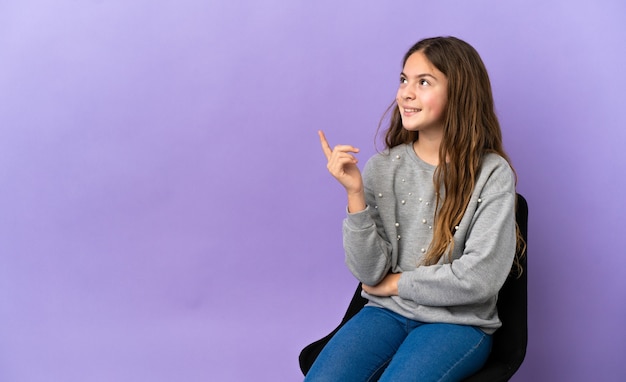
400, 76, 408, 84
419, 79, 430, 86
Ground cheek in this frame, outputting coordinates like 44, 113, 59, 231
426, 93, 447, 114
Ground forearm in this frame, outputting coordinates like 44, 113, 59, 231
343, 207, 392, 285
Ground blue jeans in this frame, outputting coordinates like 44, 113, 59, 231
304, 306, 492, 382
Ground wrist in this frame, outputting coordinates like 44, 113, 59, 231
391, 273, 401, 296
347, 190, 366, 213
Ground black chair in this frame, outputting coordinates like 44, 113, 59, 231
300, 193, 528, 381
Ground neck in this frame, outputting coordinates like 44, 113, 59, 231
413, 134, 441, 166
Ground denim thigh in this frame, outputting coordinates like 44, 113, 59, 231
304, 306, 492, 382
304, 306, 407, 382
379, 322, 492, 382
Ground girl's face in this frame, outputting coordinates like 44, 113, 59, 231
396, 51, 448, 135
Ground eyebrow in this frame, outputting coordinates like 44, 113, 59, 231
400, 72, 438, 80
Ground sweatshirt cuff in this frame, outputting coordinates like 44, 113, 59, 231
397, 273, 411, 300
344, 205, 375, 229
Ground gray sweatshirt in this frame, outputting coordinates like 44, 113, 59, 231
343, 143, 516, 334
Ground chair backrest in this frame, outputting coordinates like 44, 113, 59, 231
300, 193, 528, 380
464, 193, 528, 381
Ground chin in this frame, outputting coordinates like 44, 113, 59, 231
401, 124, 421, 132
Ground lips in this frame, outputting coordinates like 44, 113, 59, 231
402, 106, 421, 115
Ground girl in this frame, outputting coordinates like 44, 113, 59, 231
305, 36, 519, 381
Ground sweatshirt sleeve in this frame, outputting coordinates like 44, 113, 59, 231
342, 161, 393, 286
397, 161, 517, 307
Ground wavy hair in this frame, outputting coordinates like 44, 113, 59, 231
379, 36, 523, 269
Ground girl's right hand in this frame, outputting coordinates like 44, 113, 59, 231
318, 130, 364, 196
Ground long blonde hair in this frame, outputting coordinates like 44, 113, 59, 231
380, 36, 521, 266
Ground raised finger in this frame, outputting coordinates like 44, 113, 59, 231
318, 130, 333, 160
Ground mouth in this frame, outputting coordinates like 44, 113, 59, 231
402, 107, 421, 115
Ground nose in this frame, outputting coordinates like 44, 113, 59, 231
398, 83, 415, 101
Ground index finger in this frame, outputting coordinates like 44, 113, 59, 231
318, 130, 333, 160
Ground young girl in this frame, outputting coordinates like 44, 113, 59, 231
305, 36, 519, 381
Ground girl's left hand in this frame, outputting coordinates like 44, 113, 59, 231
362, 273, 401, 297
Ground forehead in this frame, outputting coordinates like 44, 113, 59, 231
403, 51, 442, 77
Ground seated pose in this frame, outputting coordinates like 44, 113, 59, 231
305, 36, 521, 382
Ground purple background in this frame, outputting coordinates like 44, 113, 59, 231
1, 1, 625, 381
